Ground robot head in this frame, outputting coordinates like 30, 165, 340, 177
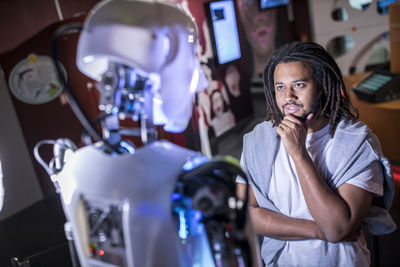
76, 0, 207, 133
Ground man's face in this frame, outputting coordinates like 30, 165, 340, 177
274, 61, 321, 121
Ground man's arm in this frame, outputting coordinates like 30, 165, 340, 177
237, 183, 326, 241
277, 115, 373, 242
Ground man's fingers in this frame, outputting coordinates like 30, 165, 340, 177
284, 114, 302, 124
281, 117, 301, 130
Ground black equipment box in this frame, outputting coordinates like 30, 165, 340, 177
352, 71, 400, 103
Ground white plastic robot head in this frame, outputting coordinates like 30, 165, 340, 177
76, 0, 207, 133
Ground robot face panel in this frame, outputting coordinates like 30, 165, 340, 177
157, 29, 208, 132
76, 0, 208, 133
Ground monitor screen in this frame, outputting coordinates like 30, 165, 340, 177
207, 0, 241, 65
377, 0, 397, 14
260, 0, 290, 10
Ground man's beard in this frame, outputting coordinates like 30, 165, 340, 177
280, 99, 321, 123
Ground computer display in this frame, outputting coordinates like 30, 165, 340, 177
260, 0, 290, 10
378, 0, 397, 14
206, 0, 241, 65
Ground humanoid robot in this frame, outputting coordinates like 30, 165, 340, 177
35, 0, 261, 266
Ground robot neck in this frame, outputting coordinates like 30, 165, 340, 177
98, 63, 158, 152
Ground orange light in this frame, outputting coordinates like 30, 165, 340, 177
98, 249, 105, 256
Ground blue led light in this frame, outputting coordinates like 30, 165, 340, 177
112, 106, 119, 114
178, 209, 188, 239
171, 192, 182, 202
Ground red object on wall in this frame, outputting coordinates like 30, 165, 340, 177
392, 165, 400, 188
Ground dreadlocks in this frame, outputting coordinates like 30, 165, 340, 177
263, 41, 358, 137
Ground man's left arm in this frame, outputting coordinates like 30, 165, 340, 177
292, 154, 372, 243
277, 114, 373, 243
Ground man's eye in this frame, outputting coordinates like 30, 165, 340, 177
276, 85, 285, 91
294, 83, 305, 89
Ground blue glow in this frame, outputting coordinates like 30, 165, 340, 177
112, 106, 119, 114
171, 192, 182, 202
125, 101, 134, 113
182, 156, 209, 172
114, 87, 122, 108
178, 209, 188, 239
193, 210, 202, 222
128, 70, 137, 88
378, 0, 397, 14
118, 74, 125, 90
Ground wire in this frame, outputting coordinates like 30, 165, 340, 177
53, 0, 64, 21
51, 23, 120, 153
23, 242, 70, 263
49, 157, 56, 172
33, 140, 56, 177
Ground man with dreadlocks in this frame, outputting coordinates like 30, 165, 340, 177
237, 42, 396, 266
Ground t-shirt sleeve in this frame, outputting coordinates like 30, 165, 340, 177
236, 133, 253, 184
345, 159, 384, 196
